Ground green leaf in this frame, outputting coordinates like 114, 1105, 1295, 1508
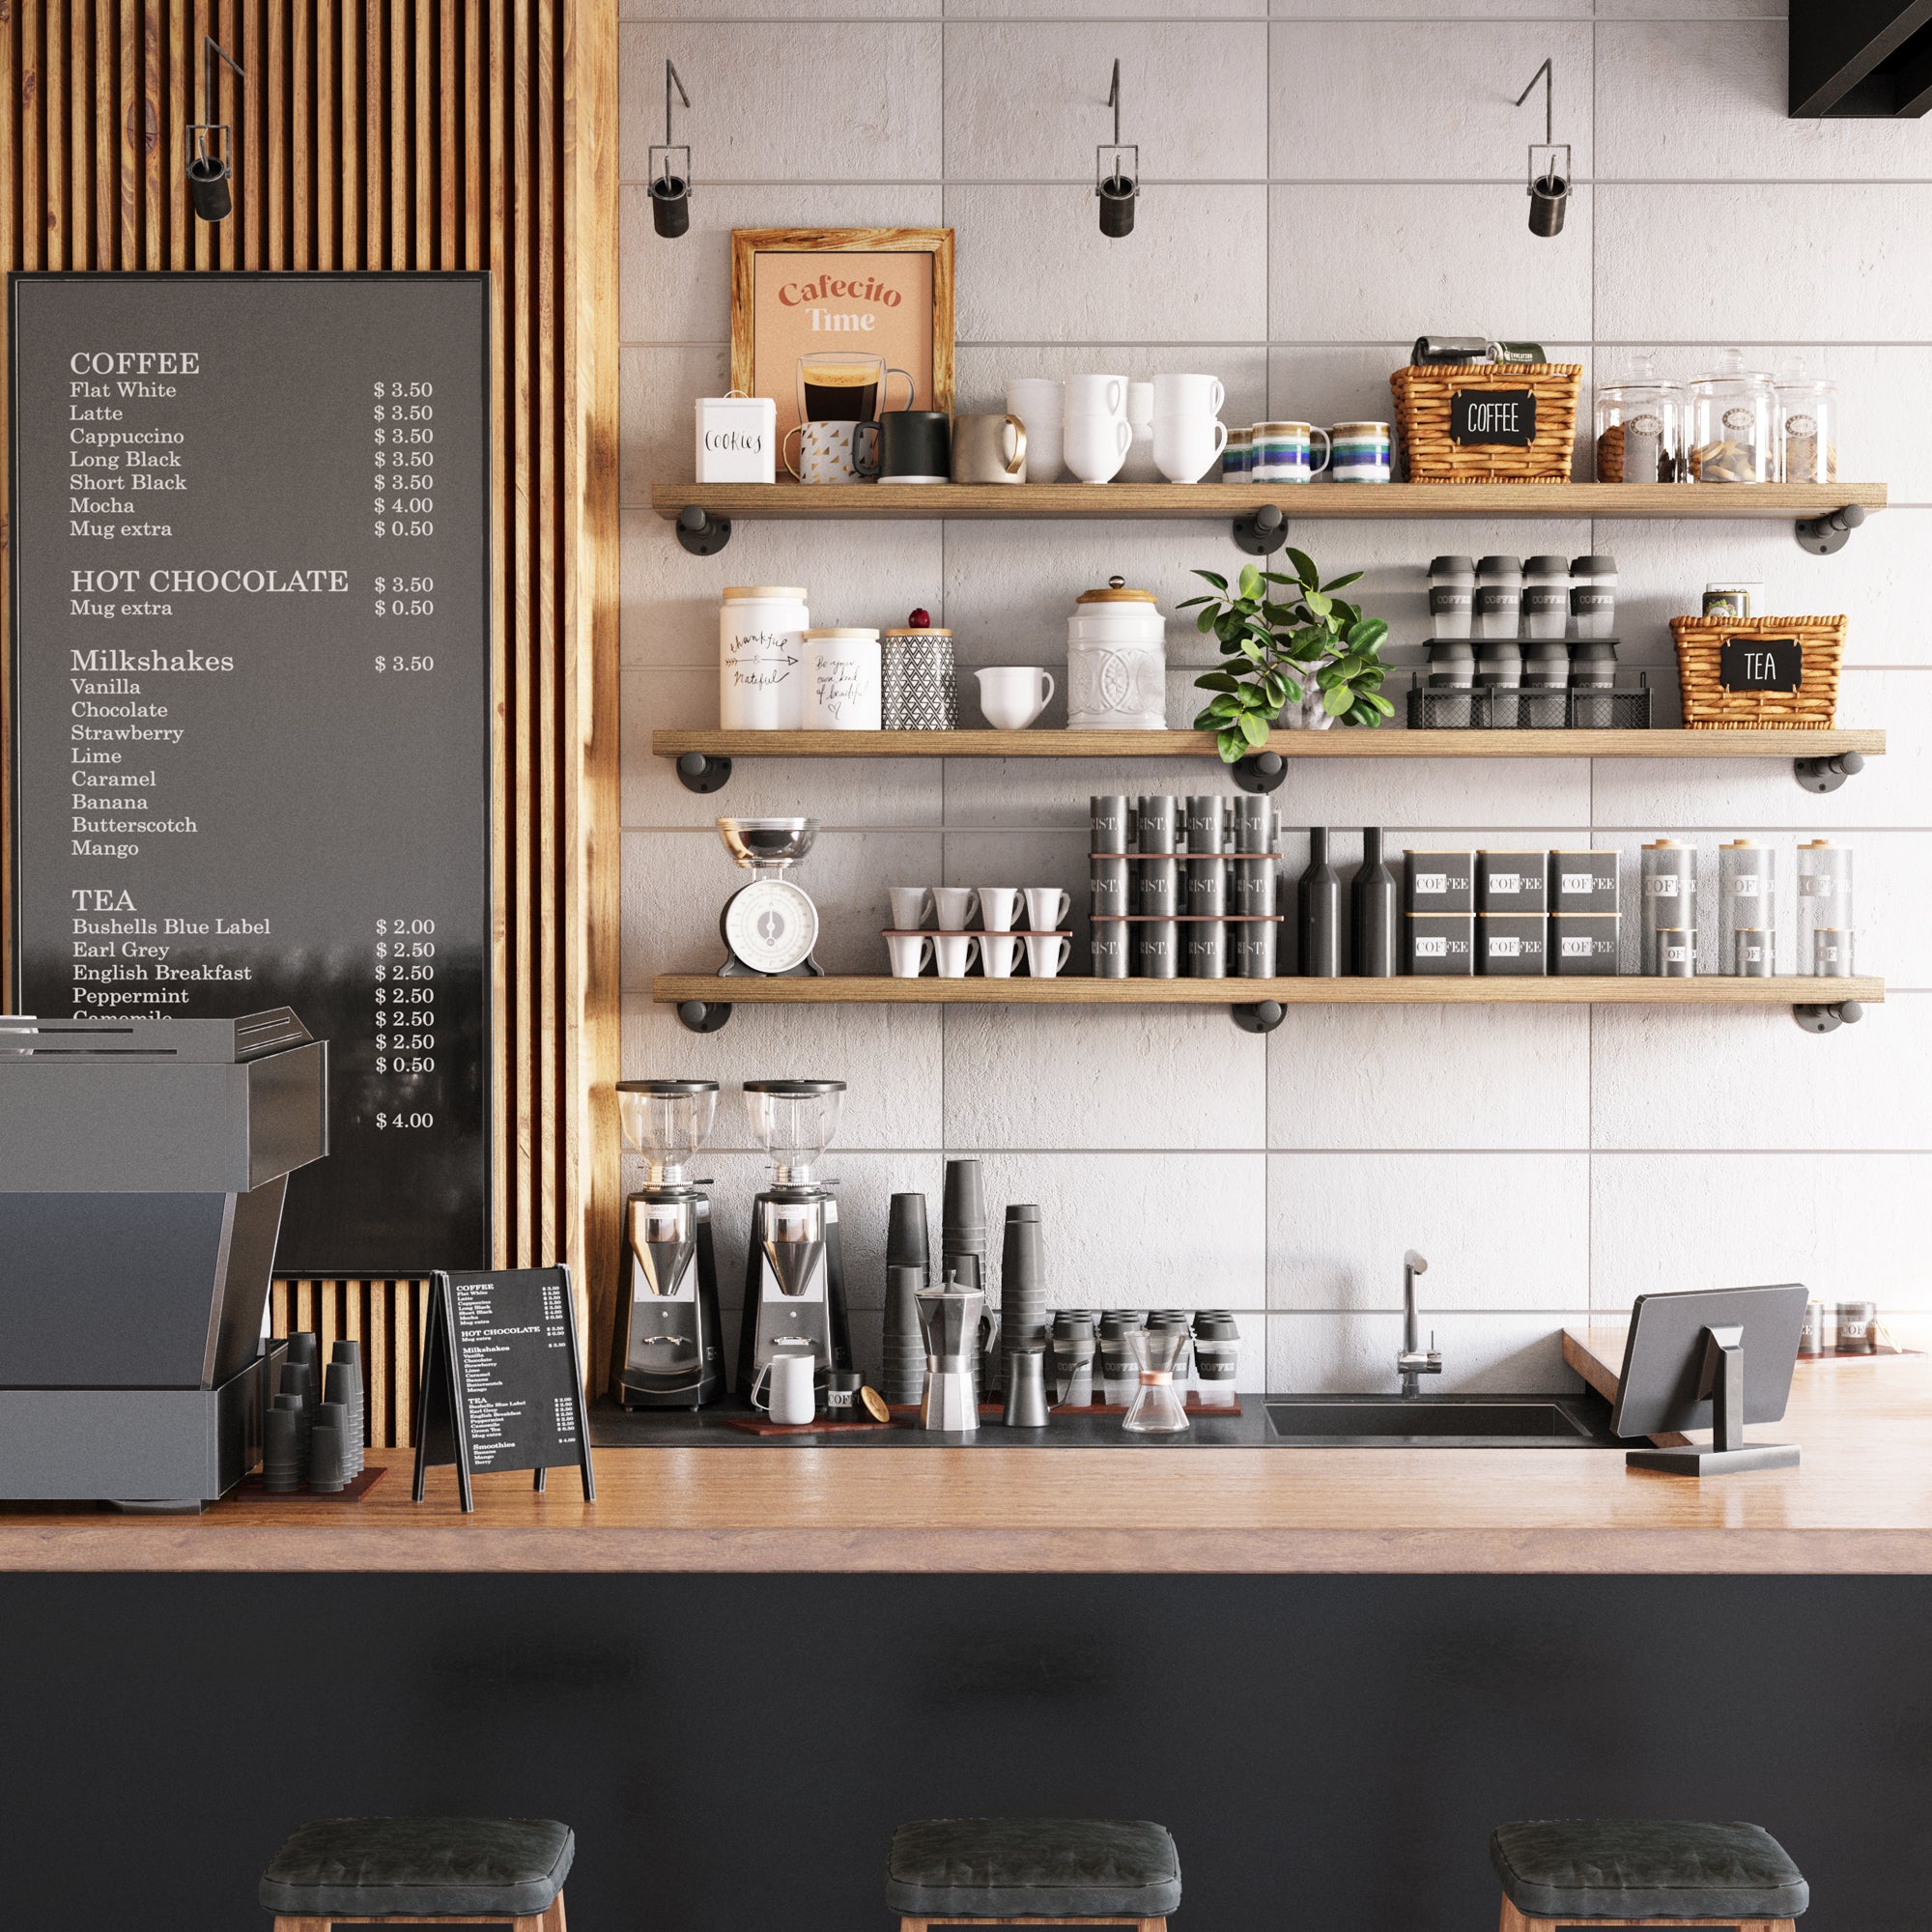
1218, 727, 1245, 764
1192, 569, 1230, 592
1345, 617, 1389, 652
1197, 607, 1219, 633
1301, 587, 1333, 618
1195, 670, 1240, 694
1364, 692, 1394, 716
1175, 594, 1210, 611
1238, 562, 1264, 600
1323, 683, 1353, 717
1192, 706, 1220, 730
1239, 709, 1271, 749
1238, 637, 1265, 663
1285, 546, 1319, 585
1206, 694, 1243, 720
1321, 571, 1364, 592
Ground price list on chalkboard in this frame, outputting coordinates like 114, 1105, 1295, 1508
7, 273, 492, 1274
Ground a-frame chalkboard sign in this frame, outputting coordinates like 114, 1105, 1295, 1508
412, 1266, 595, 1513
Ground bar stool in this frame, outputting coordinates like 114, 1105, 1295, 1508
887, 1818, 1180, 1932
261, 1817, 574, 1932
1492, 1819, 1808, 1932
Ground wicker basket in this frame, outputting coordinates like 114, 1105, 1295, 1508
1670, 614, 1847, 730
1390, 361, 1582, 483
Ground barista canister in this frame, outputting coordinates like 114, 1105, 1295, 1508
720, 585, 810, 729
1068, 578, 1167, 730
801, 628, 883, 729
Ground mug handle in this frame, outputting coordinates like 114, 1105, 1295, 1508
1310, 426, 1332, 475
748, 1361, 772, 1413
1208, 420, 1230, 464
886, 366, 916, 412
1114, 416, 1132, 459
1038, 671, 1056, 708
963, 935, 980, 975
917, 935, 933, 975
1003, 413, 1028, 475
1047, 935, 1071, 974
1051, 889, 1071, 927
1106, 378, 1124, 418
782, 422, 805, 482
852, 417, 882, 480
1209, 379, 1226, 417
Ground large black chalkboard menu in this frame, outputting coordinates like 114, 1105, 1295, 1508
8, 273, 491, 1274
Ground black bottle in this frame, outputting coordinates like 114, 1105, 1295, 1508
1297, 828, 1342, 978
1352, 827, 1399, 977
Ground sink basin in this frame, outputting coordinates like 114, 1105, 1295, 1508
1264, 1394, 1617, 1448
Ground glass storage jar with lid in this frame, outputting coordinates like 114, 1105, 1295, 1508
1776, 355, 1839, 485
1594, 354, 1684, 484
1688, 348, 1774, 484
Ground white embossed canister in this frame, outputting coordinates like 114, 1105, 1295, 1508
720, 585, 809, 729
1067, 577, 1167, 730
802, 628, 883, 729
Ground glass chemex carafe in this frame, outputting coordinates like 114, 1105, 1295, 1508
1122, 1321, 1191, 1434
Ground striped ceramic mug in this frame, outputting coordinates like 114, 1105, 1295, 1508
1329, 420, 1393, 484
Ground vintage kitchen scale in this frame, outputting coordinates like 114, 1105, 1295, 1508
716, 816, 826, 978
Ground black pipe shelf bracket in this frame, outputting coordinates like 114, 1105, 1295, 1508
1233, 502, 1290, 555
1795, 501, 1865, 554
676, 503, 732, 555
1793, 998, 1864, 1035
676, 999, 733, 1034
674, 751, 734, 793
1794, 749, 1864, 793
1230, 750, 1288, 794
1232, 1000, 1287, 1035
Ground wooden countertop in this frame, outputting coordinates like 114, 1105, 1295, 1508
1, 1327, 1925, 1576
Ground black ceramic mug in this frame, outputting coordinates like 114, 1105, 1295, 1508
862, 409, 952, 483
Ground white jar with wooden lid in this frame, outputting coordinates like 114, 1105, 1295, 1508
802, 627, 883, 729
720, 586, 809, 729
1067, 578, 1167, 729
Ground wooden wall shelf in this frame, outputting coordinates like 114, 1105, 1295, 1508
653, 973, 1882, 1037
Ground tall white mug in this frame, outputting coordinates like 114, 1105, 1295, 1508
1065, 413, 1132, 485
1065, 373, 1127, 420
1153, 373, 1226, 420
1154, 416, 1229, 485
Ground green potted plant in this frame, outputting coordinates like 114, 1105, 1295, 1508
1179, 550, 1392, 763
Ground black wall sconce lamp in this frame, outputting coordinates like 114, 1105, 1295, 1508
1514, 57, 1570, 238
1096, 59, 1138, 240
650, 61, 692, 239
185, 35, 244, 222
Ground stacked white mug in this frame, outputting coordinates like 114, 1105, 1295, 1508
1064, 373, 1132, 485
1006, 379, 1065, 484
1121, 381, 1161, 482
1152, 373, 1229, 484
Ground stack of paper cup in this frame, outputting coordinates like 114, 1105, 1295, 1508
1006, 379, 1065, 484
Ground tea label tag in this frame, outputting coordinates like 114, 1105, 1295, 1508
1719, 636, 1803, 691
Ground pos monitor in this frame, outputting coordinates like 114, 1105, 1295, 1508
1610, 1283, 1809, 1476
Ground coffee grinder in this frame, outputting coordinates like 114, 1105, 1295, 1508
611, 1079, 726, 1409
737, 1079, 853, 1404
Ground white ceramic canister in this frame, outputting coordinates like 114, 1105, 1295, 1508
696, 391, 778, 484
719, 585, 809, 729
802, 627, 884, 729
1066, 577, 1167, 730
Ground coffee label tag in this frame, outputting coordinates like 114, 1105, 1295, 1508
1449, 388, 1537, 446
1561, 935, 1594, 957
1414, 872, 1449, 895
1730, 873, 1764, 897
1415, 935, 1448, 957
1646, 875, 1682, 896
1719, 636, 1803, 691
1560, 871, 1599, 895
1489, 935, 1522, 958
1489, 873, 1522, 895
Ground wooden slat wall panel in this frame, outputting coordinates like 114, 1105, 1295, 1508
0, 0, 618, 1446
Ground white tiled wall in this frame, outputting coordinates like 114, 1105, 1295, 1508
618, 0, 1932, 1394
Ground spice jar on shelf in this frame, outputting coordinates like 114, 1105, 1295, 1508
1776, 356, 1839, 485
1688, 348, 1775, 484
1594, 355, 1685, 484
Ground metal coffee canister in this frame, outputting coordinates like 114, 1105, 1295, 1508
882, 622, 959, 731
1230, 918, 1278, 978
1719, 840, 1776, 976
1140, 919, 1179, 978
1140, 855, 1180, 917
1641, 839, 1698, 976
1184, 796, 1226, 853
1136, 794, 1179, 853
1798, 840, 1855, 973
1091, 921, 1130, 978
1186, 919, 1228, 979
719, 585, 809, 729
1229, 795, 1275, 856
1091, 854, 1130, 918
1836, 1300, 1878, 1353
1092, 795, 1132, 854
1068, 579, 1167, 730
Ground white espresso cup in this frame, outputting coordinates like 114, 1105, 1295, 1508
1065, 412, 1132, 485
934, 932, 980, 979
1153, 416, 1229, 484
977, 887, 1025, 933
767, 1351, 817, 1425
1025, 933, 1072, 978
1153, 373, 1226, 420
1065, 373, 1127, 420
975, 667, 1056, 731
1025, 886, 1071, 931
981, 933, 1024, 979
933, 886, 980, 929
889, 886, 933, 930
886, 932, 933, 978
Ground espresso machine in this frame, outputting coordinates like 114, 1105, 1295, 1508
737, 1079, 853, 1404
611, 1079, 726, 1409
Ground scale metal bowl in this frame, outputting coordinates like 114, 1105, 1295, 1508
718, 817, 818, 872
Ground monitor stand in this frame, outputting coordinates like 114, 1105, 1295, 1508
1626, 1324, 1802, 1476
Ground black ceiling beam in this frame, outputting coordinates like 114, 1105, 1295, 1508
1790, 0, 1932, 116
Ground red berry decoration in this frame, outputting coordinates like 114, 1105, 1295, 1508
909, 608, 931, 629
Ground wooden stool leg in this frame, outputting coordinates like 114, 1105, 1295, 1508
272, 1919, 331, 1932
900, 1917, 927, 1932
1138, 1918, 1167, 1932
543, 1891, 569, 1932
1499, 1896, 1554, 1932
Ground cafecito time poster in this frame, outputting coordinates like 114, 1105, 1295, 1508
732, 228, 954, 447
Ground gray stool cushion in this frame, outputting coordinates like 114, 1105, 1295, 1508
1492, 1819, 1807, 1920
260, 1817, 575, 1917
886, 1818, 1180, 1918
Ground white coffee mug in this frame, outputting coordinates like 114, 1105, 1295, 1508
1025, 886, 1071, 931
981, 933, 1024, 979
1065, 412, 1132, 485
1153, 372, 1226, 420
1025, 933, 1072, 978
768, 1351, 817, 1425
1153, 416, 1229, 484
1065, 373, 1127, 420
1007, 380, 1066, 484
934, 932, 980, 979
889, 886, 933, 930
1121, 382, 1161, 483
886, 932, 933, 978
975, 667, 1056, 731
977, 887, 1025, 932
933, 886, 979, 929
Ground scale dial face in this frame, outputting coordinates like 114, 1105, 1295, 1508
723, 878, 819, 975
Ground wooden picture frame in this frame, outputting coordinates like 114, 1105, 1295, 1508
731, 227, 954, 450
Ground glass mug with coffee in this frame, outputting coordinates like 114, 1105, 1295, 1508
795, 352, 914, 426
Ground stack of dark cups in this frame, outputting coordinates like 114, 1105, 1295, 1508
328, 1341, 366, 1476
884, 1191, 932, 1408
942, 1158, 993, 1400
999, 1205, 1046, 1405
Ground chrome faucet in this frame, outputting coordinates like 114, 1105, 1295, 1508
1396, 1249, 1441, 1398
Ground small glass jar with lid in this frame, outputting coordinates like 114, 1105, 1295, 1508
1776, 356, 1839, 485
1688, 348, 1775, 484
1594, 355, 1685, 484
